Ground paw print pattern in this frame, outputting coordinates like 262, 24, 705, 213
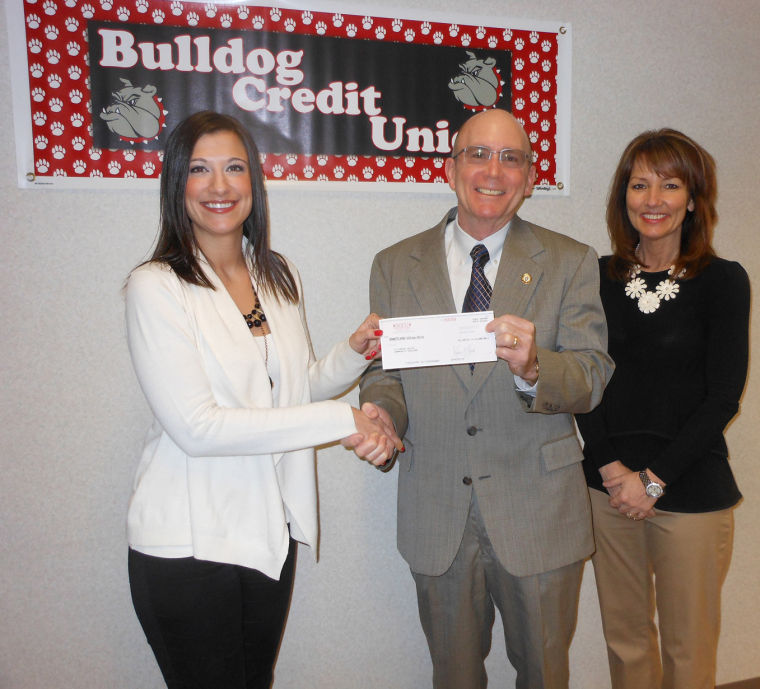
376, 175, 387, 183
405, 29, 415, 42
80, 3, 95, 18
301, 10, 313, 25
542, 59, 552, 72
269, 7, 281, 22
135, 0, 148, 13
108, 161, 121, 175
514, 58, 524, 71
404, 157, 415, 168
404, 175, 416, 183
143, 161, 156, 175
420, 168, 432, 181
170, 1, 182, 16
529, 51, 539, 64
286, 173, 298, 181
52, 144, 66, 159
541, 79, 552, 92
362, 167, 373, 180
271, 164, 284, 178
344, 154, 357, 166
30, 63, 45, 78
124, 170, 137, 179
433, 157, 444, 168
33, 111, 48, 126
50, 121, 65, 135
332, 13, 344, 27
47, 73, 62, 88
540, 120, 551, 132
68, 65, 82, 80
44, 24, 59, 39
89, 147, 102, 160
43, 0, 57, 16
333, 166, 345, 179
529, 31, 539, 43
286, 154, 298, 165
186, 12, 199, 26
236, 6, 249, 20
392, 18, 403, 32
375, 26, 386, 40
376, 156, 386, 167
53, 169, 67, 176
529, 111, 539, 123
460, 34, 471, 47
122, 149, 136, 161
448, 24, 459, 37
220, 13, 233, 28
476, 26, 486, 39
251, 15, 264, 29
540, 159, 550, 172
36, 159, 50, 173
540, 99, 551, 112
529, 70, 539, 83
529, 91, 539, 103
66, 41, 80, 56
303, 166, 315, 179
48, 97, 63, 112
362, 16, 373, 30
317, 174, 329, 182
514, 78, 525, 91
432, 31, 443, 44
69, 89, 83, 103
65, 16, 79, 31
315, 21, 327, 35
514, 38, 524, 50
542, 39, 552, 52
73, 160, 86, 173
89, 170, 103, 177
316, 155, 328, 166
540, 139, 550, 151
391, 167, 403, 180
514, 98, 525, 111
488, 36, 498, 48
27, 14, 42, 30
72, 136, 86, 150
346, 24, 357, 37
46, 49, 61, 64
203, 3, 216, 18
528, 131, 539, 144
100, 0, 114, 10
420, 21, 431, 35
116, 7, 130, 21
32, 88, 46, 102
284, 18, 296, 32
28, 38, 43, 54
152, 9, 165, 24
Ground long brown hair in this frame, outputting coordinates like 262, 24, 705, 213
148, 110, 297, 302
606, 128, 717, 281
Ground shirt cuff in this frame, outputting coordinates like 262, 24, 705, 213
514, 374, 537, 397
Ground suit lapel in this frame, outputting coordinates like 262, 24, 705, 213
408, 212, 457, 317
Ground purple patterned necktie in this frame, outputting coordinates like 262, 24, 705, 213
462, 244, 492, 372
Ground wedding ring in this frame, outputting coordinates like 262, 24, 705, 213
512, 335, 519, 348
626, 512, 633, 519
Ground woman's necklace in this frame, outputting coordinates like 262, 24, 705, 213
625, 264, 685, 314
242, 297, 273, 388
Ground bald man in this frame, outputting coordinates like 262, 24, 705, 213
357, 110, 613, 689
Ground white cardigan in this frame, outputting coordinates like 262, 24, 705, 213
125, 257, 367, 579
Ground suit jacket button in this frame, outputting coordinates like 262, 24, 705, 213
466, 426, 478, 436
462, 476, 472, 485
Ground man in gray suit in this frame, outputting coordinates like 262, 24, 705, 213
355, 109, 613, 689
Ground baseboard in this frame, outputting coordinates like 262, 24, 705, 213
717, 678, 760, 689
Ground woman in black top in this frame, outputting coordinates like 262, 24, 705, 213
576, 129, 749, 689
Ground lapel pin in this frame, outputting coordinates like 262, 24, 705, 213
521, 272, 532, 284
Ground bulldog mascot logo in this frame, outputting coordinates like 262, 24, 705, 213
99, 79, 167, 142
448, 51, 503, 111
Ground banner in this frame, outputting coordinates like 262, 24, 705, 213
8, 2, 571, 192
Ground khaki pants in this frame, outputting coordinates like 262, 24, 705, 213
589, 488, 734, 689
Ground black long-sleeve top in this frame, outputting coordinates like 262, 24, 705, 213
576, 255, 750, 512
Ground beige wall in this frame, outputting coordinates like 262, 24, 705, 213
1, 1, 758, 687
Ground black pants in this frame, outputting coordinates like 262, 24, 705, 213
128, 539, 297, 689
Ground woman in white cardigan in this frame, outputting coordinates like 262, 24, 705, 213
125, 111, 400, 689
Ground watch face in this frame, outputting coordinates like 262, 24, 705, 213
646, 483, 664, 498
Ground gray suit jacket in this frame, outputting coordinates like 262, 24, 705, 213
360, 209, 614, 577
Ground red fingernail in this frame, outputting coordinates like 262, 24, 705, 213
365, 354, 372, 360
400, 445, 406, 452
374, 330, 383, 336
369, 351, 377, 358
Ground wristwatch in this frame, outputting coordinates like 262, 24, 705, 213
639, 470, 664, 498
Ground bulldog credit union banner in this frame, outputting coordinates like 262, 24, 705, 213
9, 1, 571, 192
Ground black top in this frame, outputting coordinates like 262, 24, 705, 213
576, 256, 750, 512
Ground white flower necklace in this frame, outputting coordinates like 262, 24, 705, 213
625, 264, 685, 314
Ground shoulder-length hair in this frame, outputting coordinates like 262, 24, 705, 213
606, 128, 717, 282
149, 110, 297, 302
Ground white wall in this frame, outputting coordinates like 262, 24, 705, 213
1, 2, 758, 687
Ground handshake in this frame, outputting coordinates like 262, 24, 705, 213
342, 403, 404, 470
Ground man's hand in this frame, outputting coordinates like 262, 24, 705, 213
486, 314, 539, 383
341, 403, 404, 467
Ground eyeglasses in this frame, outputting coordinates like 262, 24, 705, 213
452, 145, 531, 168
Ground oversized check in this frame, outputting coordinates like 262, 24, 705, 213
380, 312, 496, 370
